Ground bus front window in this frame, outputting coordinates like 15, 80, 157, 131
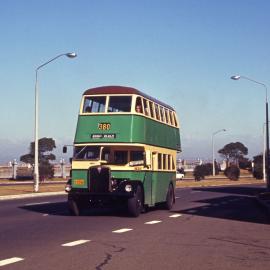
74, 146, 100, 160
108, 96, 132, 112
114, 151, 128, 164
130, 151, 144, 161
83, 96, 106, 113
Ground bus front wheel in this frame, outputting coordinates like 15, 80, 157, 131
127, 185, 143, 217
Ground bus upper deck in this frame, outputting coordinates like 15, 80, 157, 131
75, 86, 181, 151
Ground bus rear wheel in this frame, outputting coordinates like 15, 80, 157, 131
127, 185, 143, 217
164, 184, 174, 210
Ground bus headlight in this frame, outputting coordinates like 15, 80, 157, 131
125, 184, 132, 192
65, 183, 72, 192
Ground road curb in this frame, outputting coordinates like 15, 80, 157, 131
176, 181, 264, 189
0, 191, 66, 201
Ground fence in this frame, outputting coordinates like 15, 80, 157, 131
0, 164, 71, 180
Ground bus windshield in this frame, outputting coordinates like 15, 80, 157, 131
73, 145, 144, 165
74, 146, 100, 160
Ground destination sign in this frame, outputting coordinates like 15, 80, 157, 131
91, 134, 116, 139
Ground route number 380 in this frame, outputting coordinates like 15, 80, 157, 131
98, 123, 111, 130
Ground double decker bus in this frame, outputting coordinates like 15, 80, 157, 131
65, 86, 181, 217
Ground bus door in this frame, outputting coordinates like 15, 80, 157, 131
143, 171, 153, 206
143, 152, 157, 206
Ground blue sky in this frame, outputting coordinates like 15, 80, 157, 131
1, 0, 270, 163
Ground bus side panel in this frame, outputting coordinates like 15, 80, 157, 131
74, 115, 180, 151
151, 172, 175, 204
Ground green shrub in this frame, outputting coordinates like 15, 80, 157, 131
224, 165, 240, 180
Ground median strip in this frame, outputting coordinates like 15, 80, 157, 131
0, 257, 24, 267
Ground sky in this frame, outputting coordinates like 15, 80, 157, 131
0, 0, 270, 163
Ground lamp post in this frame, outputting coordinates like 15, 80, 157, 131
34, 52, 77, 192
212, 129, 226, 176
231, 75, 270, 190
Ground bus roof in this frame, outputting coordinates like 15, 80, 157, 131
83, 86, 175, 111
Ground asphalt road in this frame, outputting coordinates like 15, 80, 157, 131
0, 184, 269, 270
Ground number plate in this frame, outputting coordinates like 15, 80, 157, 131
74, 179, 85, 185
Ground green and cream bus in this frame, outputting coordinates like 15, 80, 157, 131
64, 86, 181, 217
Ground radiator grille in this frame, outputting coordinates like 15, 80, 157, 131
88, 166, 111, 193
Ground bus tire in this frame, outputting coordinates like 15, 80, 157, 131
164, 184, 174, 210
128, 185, 143, 217
68, 198, 80, 216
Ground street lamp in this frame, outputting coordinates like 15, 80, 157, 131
231, 75, 270, 190
34, 52, 77, 192
212, 129, 226, 176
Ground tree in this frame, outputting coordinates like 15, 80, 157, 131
20, 137, 56, 180
238, 156, 252, 170
193, 163, 213, 181
218, 142, 248, 167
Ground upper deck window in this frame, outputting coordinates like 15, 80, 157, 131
108, 96, 132, 112
83, 96, 106, 113
135, 97, 143, 114
149, 101, 155, 118
154, 104, 160, 121
143, 99, 149, 116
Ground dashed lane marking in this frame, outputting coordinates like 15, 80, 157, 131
145, 220, 162, 225
112, 228, 133, 233
175, 196, 181, 199
169, 214, 182, 218
0, 257, 24, 267
61, 240, 91, 247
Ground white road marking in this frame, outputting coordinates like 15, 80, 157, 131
169, 214, 182, 218
112, 228, 133, 233
175, 196, 181, 199
43, 214, 49, 216
24, 201, 50, 206
62, 240, 90, 247
145, 220, 162, 225
0, 257, 24, 266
